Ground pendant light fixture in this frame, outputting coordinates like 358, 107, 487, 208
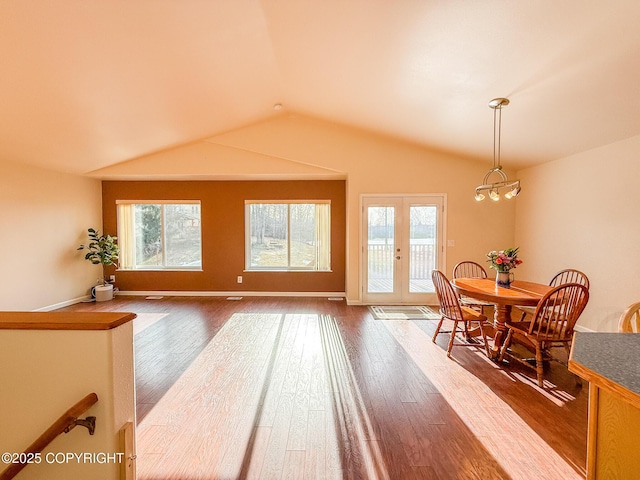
474, 98, 521, 202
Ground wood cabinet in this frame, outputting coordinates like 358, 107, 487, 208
569, 332, 640, 480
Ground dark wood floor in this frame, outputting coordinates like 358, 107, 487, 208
60, 296, 587, 480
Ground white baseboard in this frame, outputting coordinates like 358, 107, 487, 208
117, 290, 346, 298
34, 295, 92, 312
573, 324, 596, 333
34, 291, 348, 311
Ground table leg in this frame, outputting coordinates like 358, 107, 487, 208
490, 303, 511, 359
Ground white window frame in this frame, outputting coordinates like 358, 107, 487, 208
116, 200, 203, 271
245, 200, 331, 272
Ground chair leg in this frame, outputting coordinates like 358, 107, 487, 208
535, 343, 544, 388
462, 320, 470, 340
478, 320, 490, 357
447, 321, 458, 358
498, 328, 513, 362
432, 317, 444, 343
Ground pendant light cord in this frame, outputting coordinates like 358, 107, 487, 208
475, 97, 520, 201
493, 104, 502, 170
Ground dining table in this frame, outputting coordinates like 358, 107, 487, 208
450, 277, 552, 359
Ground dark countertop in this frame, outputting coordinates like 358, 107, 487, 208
570, 332, 640, 404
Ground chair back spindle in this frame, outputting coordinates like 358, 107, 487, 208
432, 270, 464, 322
619, 302, 640, 333
549, 269, 590, 289
453, 261, 488, 280
452, 261, 492, 313
530, 283, 589, 340
431, 269, 489, 358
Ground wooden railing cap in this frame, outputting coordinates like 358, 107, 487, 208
0, 312, 136, 331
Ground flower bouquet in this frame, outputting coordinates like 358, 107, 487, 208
486, 247, 523, 288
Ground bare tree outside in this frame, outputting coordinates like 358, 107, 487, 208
133, 204, 201, 267
135, 204, 162, 265
249, 203, 326, 269
165, 204, 202, 266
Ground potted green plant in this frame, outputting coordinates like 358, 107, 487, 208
78, 228, 120, 301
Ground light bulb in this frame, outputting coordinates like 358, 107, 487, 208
489, 190, 500, 201
474, 192, 485, 201
510, 185, 521, 197
504, 191, 513, 199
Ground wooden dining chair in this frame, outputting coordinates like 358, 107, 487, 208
517, 269, 590, 320
549, 269, 590, 289
452, 261, 493, 313
432, 269, 490, 358
453, 261, 488, 280
619, 302, 640, 332
499, 283, 589, 387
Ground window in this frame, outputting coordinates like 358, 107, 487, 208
246, 201, 331, 271
117, 201, 202, 270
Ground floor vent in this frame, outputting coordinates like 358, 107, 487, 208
226, 296, 243, 301
328, 297, 344, 301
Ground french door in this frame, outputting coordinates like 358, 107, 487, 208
362, 195, 444, 304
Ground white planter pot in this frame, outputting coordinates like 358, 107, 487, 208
94, 284, 114, 302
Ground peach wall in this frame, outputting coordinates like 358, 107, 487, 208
102, 180, 346, 293
194, 114, 518, 303
94, 114, 517, 303
515, 134, 640, 331
0, 159, 102, 310
89, 141, 344, 180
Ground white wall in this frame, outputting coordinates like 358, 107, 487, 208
0, 159, 103, 310
515, 134, 640, 331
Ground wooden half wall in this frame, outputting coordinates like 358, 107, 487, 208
102, 180, 346, 294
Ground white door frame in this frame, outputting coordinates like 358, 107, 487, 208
360, 194, 446, 305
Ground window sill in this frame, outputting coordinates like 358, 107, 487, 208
117, 268, 204, 272
244, 269, 333, 273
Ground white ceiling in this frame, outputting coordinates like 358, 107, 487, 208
2, 0, 640, 175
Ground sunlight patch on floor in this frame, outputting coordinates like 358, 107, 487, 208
319, 314, 390, 480
132, 312, 169, 335
136, 312, 284, 479
136, 312, 390, 480
381, 319, 583, 480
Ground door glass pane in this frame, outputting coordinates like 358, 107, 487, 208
409, 205, 437, 293
367, 206, 395, 293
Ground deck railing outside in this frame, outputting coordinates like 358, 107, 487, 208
367, 243, 436, 279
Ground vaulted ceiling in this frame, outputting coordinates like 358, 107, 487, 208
2, 1, 640, 175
